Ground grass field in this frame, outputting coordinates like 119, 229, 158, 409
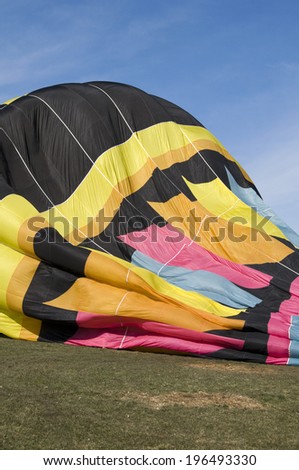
1, 337, 298, 450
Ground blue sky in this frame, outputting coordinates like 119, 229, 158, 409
1, 0, 299, 231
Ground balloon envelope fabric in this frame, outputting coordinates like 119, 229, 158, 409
1, 82, 299, 365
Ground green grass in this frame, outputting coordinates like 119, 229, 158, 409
1, 337, 298, 450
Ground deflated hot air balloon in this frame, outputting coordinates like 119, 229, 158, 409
1, 82, 298, 365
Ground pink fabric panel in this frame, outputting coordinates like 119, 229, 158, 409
267, 313, 291, 338
119, 224, 272, 289
275, 278, 299, 316
265, 356, 289, 365
66, 326, 224, 354
289, 277, 299, 296
278, 295, 299, 316
267, 314, 290, 362
76, 312, 244, 350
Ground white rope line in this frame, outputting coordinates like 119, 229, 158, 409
119, 326, 129, 349
29, 94, 95, 162
88, 84, 186, 197
247, 246, 299, 277
179, 127, 299, 277
88, 84, 231, 274
26, 91, 244, 261
87, 86, 256, 277
125, 269, 131, 284
29, 92, 194, 270
3, 95, 299, 279
29, 94, 154, 227
115, 292, 129, 316
0, 127, 111, 255
180, 127, 251, 217
288, 320, 292, 345
1, 128, 55, 206
180, 127, 220, 179
88, 85, 136, 135
157, 241, 186, 276
187, 200, 238, 251
157, 200, 239, 276
187, 214, 209, 248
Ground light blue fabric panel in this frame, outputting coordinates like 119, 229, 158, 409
290, 316, 299, 341
289, 340, 299, 361
288, 317, 299, 364
226, 168, 299, 247
288, 358, 299, 365
132, 250, 261, 309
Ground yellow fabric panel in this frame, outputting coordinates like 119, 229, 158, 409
137, 122, 246, 171
19, 315, 41, 341
45, 277, 244, 332
65, 145, 191, 244
0, 309, 23, 339
18, 216, 49, 257
45, 278, 126, 312
42, 127, 154, 237
127, 259, 241, 318
85, 250, 241, 318
148, 194, 292, 265
41, 122, 184, 237
0, 195, 38, 251
66, 166, 154, 244
0, 244, 24, 309
154, 137, 232, 170
3, 96, 20, 105
154, 139, 197, 169
0, 244, 40, 339
184, 177, 287, 240
0, 308, 41, 340
85, 251, 165, 301
67, 135, 239, 244
39, 122, 243, 240
0, 124, 253, 248
6, 255, 40, 312
117, 289, 244, 331
181, 125, 254, 183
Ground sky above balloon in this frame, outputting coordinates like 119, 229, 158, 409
1, 0, 299, 231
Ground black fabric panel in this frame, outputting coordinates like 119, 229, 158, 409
151, 94, 203, 127
0, 82, 205, 211
272, 235, 297, 250
38, 321, 78, 343
79, 150, 257, 259
250, 251, 299, 289
2, 81, 292, 362
89, 81, 204, 129
242, 250, 297, 354
0, 134, 11, 186
2, 83, 253, 212
227, 278, 293, 316
0, 100, 61, 210
225, 159, 261, 196
206, 349, 267, 364
0, 175, 13, 199
207, 270, 294, 361
84, 150, 258, 249
81, 200, 163, 259
23, 263, 78, 322
34, 227, 90, 276
83, 230, 135, 261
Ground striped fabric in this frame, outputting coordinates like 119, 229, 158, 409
1, 82, 298, 364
